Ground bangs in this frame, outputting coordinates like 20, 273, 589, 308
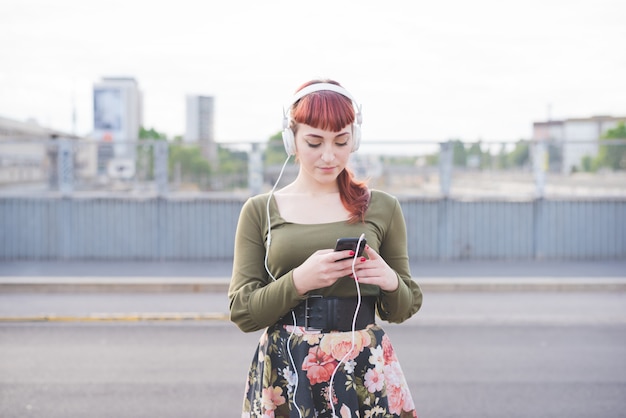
291, 92, 355, 132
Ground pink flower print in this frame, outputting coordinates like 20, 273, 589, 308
381, 334, 398, 364
383, 361, 403, 388
384, 361, 415, 415
261, 386, 286, 413
319, 330, 372, 362
302, 347, 337, 385
364, 367, 385, 393
387, 384, 405, 416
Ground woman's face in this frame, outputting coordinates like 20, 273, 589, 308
294, 123, 353, 187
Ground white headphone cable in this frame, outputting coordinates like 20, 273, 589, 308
329, 232, 365, 417
265, 154, 291, 279
264, 153, 305, 418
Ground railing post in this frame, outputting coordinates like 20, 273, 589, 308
439, 141, 453, 197
532, 140, 547, 198
58, 139, 74, 195
248, 142, 263, 196
154, 141, 169, 196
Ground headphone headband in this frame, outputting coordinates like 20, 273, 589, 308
281, 82, 362, 156
286, 83, 359, 110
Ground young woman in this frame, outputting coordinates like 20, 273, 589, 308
229, 79, 422, 418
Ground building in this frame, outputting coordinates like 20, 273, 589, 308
533, 115, 626, 174
92, 77, 143, 175
0, 115, 85, 188
185, 95, 217, 166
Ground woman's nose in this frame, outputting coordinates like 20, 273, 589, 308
321, 147, 335, 162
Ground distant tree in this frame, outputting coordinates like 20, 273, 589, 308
265, 131, 288, 165
581, 155, 594, 172
137, 126, 168, 179
593, 122, 626, 171
139, 126, 167, 140
451, 140, 467, 167
218, 146, 247, 175
169, 144, 211, 186
495, 143, 509, 169
507, 140, 530, 168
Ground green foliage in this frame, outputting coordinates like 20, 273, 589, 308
139, 126, 167, 140
451, 140, 467, 166
440, 140, 528, 169
581, 155, 594, 172
593, 122, 626, 171
169, 145, 212, 181
218, 146, 247, 174
507, 141, 530, 168
494, 144, 509, 169
136, 126, 169, 179
264, 131, 288, 165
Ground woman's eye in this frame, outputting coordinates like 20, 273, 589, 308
306, 142, 321, 148
336, 141, 349, 147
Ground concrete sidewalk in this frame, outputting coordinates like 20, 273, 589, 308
1, 259, 625, 293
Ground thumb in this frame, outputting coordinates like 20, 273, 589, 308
363, 245, 379, 260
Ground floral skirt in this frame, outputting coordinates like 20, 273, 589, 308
241, 323, 418, 418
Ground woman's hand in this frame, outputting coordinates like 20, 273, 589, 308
292, 249, 357, 295
352, 245, 399, 292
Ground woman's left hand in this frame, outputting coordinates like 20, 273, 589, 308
353, 245, 399, 292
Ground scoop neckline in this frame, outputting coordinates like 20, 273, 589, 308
268, 190, 375, 226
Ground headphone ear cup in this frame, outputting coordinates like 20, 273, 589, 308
351, 124, 361, 152
282, 128, 296, 155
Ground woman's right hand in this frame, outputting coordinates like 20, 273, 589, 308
292, 249, 356, 295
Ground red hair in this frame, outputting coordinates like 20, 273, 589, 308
291, 80, 370, 223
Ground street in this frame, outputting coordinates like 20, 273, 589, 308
1, 291, 625, 417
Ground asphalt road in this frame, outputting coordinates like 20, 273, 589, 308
1, 291, 626, 417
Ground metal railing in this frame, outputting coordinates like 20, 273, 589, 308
1, 138, 625, 198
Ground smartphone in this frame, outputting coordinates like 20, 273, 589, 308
334, 237, 367, 261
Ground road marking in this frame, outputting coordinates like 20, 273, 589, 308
0, 312, 229, 322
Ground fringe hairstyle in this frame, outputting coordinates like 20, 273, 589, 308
290, 80, 370, 223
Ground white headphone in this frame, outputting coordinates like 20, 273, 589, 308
281, 83, 363, 156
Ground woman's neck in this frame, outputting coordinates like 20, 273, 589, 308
278, 177, 339, 196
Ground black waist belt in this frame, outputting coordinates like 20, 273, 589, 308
278, 296, 377, 332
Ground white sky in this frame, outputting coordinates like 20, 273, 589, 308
1, 0, 625, 144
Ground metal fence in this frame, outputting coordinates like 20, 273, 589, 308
1, 195, 624, 261
1, 138, 625, 260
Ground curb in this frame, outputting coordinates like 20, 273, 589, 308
418, 277, 626, 292
0, 312, 229, 323
2, 277, 626, 293
0, 277, 231, 293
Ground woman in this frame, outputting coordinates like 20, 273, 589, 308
229, 79, 422, 418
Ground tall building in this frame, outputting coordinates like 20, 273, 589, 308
533, 115, 626, 174
185, 95, 217, 166
92, 77, 143, 174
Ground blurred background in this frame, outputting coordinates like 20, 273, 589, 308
1, 4, 625, 417
1, 0, 625, 261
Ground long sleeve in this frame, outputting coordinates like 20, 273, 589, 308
228, 196, 307, 333
375, 197, 423, 323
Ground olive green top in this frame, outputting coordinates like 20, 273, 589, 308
228, 189, 423, 333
